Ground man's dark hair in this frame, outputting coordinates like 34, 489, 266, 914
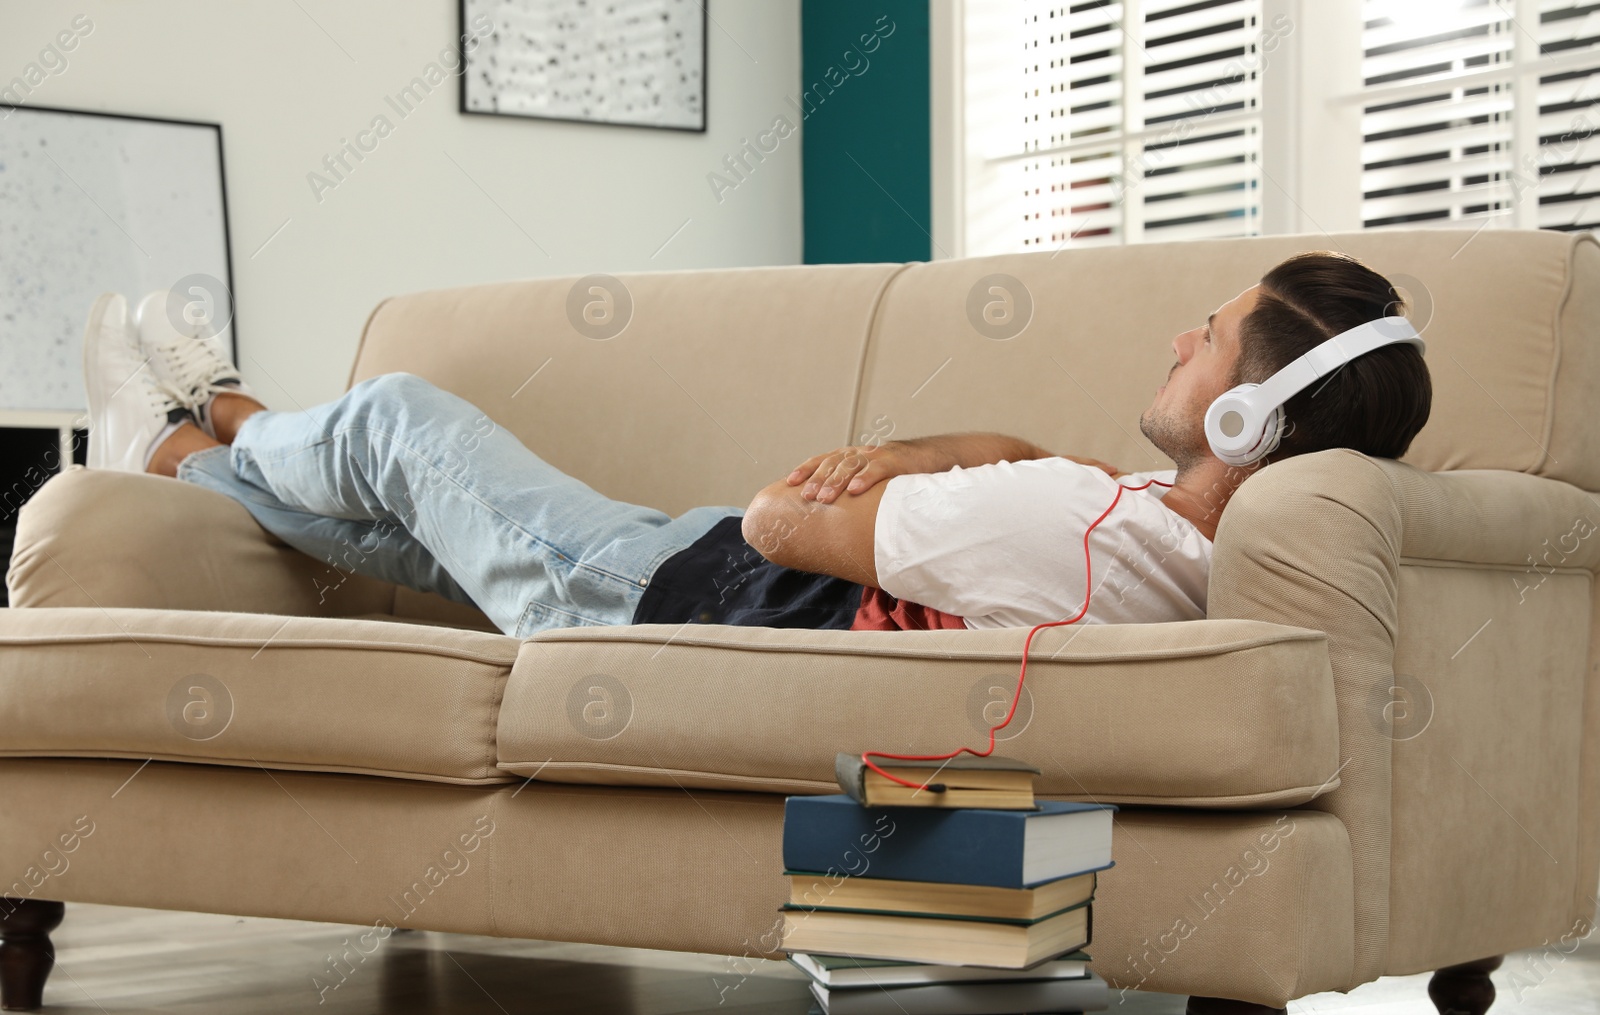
1233, 250, 1432, 462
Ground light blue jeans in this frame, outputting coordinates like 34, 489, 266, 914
177, 372, 744, 637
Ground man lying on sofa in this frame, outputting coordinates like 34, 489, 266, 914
77, 250, 1430, 639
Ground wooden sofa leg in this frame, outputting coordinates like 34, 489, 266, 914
1185, 996, 1287, 1015
1429, 955, 1503, 1015
0, 899, 64, 1012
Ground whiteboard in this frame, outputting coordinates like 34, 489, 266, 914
462, 0, 706, 131
0, 105, 233, 412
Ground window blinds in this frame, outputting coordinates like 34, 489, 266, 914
1360, 0, 1600, 234
1007, 0, 1267, 250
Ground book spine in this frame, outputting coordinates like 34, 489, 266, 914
782, 798, 1027, 888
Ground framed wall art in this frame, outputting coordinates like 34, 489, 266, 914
460, 0, 707, 132
0, 104, 234, 413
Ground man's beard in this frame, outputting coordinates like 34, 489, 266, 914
1140, 389, 1209, 473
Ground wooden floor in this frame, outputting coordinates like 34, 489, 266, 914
28, 902, 1600, 1013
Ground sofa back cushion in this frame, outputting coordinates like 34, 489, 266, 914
349, 264, 905, 516
352, 230, 1600, 511
854, 230, 1600, 490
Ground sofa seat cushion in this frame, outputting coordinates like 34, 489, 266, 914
497, 619, 1344, 807
0, 607, 521, 785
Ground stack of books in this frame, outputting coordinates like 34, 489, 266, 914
778, 753, 1116, 1014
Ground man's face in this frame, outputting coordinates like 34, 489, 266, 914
1139, 283, 1261, 471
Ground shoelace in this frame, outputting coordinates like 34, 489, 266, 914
150, 333, 231, 403
125, 356, 188, 417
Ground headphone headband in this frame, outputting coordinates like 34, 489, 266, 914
1248, 316, 1424, 413
1204, 315, 1425, 466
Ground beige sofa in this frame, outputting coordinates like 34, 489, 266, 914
3, 229, 1599, 1012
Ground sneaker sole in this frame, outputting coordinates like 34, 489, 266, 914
82, 293, 155, 472
81, 292, 121, 471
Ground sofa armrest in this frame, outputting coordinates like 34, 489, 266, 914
7, 466, 396, 618
497, 617, 1342, 808
1204, 447, 1600, 983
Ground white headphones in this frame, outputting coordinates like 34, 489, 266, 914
1204, 315, 1426, 467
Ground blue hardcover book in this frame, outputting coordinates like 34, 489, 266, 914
782, 795, 1115, 889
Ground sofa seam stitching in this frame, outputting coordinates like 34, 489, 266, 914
1538, 233, 1586, 476
496, 762, 1341, 806
0, 751, 516, 785
0, 632, 518, 664
484, 659, 511, 781
1372, 450, 1401, 984
844, 263, 916, 445
521, 632, 1327, 661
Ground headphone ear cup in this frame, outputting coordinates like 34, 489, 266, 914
1205, 384, 1267, 465
1251, 404, 1285, 463
1206, 383, 1290, 467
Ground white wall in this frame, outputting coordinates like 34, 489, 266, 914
0, 1, 803, 407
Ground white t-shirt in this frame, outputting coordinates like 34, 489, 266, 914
873, 458, 1212, 630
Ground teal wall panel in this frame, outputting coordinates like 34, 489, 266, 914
799, 2, 931, 264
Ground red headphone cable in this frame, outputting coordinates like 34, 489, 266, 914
860, 475, 1175, 794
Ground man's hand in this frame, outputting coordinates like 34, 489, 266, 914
787, 442, 928, 504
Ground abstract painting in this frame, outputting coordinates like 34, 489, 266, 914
461, 0, 707, 131
0, 105, 232, 413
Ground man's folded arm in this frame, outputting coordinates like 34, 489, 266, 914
888, 433, 1124, 476
893, 432, 1053, 471
742, 477, 888, 587
746, 431, 1129, 585
790, 431, 1119, 506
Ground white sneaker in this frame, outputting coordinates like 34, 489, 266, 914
82, 293, 194, 472
132, 290, 255, 439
